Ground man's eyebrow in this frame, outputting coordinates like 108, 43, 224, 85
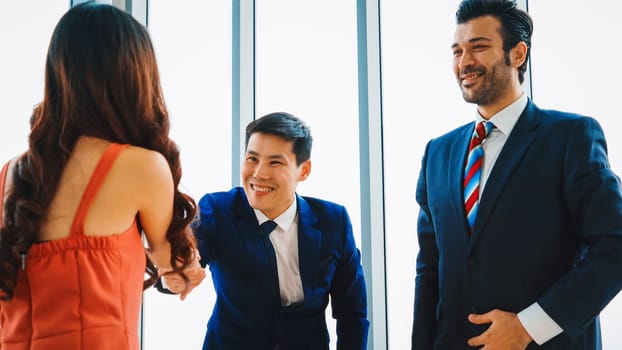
267, 154, 286, 160
451, 36, 493, 49
245, 150, 286, 160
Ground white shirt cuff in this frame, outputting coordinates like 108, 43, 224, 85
517, 302, 563, 345
160, 276, 170, 289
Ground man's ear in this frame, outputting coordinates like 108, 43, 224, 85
511, 41, 528, 68
298, 160, 311, 181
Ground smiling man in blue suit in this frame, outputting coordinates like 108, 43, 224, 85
189, 112, 368, 349
411, 1, 622, 349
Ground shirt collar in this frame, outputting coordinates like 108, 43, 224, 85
254, 198, 298, 232
474, 92, 528, 137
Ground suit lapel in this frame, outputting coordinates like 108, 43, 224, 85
469, 102, 540, 253
234, 191, 281, 303
296, 195, 321, 304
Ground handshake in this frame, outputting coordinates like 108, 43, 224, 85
155, 250, 207, 301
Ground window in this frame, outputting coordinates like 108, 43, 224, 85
528, 1, 622, 347
141, 1, 232, 349
256, 1, 360, 348
381, 1, 467, 348
0, 1, 68, 163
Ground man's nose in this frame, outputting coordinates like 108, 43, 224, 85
253, 161, 270, 179
457, 50, 474, 70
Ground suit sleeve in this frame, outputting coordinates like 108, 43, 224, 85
538, 117, 622, 338
330, 206, 370, 350
193, 193, 218, 267
412, 141, 439, 350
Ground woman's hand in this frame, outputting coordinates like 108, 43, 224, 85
161, 251, 206, 300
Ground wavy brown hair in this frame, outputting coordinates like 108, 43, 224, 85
0, 2, 196, 299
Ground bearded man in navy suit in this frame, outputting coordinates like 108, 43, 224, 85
411, 1, 622, 349
171, 112, 369, 350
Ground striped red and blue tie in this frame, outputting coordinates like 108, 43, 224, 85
464, 121, 494, 232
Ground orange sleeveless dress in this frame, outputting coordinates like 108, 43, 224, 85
0, 143, 146, 350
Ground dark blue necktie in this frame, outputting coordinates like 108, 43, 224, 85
261, 220, 278, 235
260, 220, 280, 297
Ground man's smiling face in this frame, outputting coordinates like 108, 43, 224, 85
242, 132, 310, 219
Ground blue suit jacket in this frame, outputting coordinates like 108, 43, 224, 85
194, 187, 369, 350
412, 100, 622, 350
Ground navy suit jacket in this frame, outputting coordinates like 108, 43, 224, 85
412, 100, 622, 350
194, 187, 369, 350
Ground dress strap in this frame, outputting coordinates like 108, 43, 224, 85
70, 143, 130, 237
0, 161, 9, 227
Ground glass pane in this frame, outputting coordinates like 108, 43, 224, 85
0, 0, 69, 163
142, 1, 232, 349
381, 1, 465, 348
383, 0, 622, 348
528, 1, 622, 348
256, 1, 360, 348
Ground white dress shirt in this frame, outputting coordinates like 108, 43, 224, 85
255, 201, 304, 307
474, 92, 563, 345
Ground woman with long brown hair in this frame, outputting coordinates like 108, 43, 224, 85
0, 2, 204, 349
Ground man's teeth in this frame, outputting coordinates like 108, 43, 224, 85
254, 185, 272, 192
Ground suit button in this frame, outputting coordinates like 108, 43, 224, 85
468, 258, 476, 267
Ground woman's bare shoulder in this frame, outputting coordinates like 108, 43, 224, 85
118, 145, 171, 180
111, 145, 173, 204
